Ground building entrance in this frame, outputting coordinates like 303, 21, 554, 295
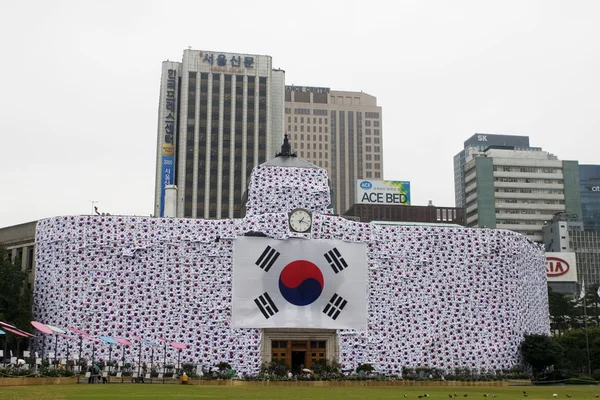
291, 351, 306, 373
270, 340, 327, 371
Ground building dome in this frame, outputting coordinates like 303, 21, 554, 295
242, 134, 334, 216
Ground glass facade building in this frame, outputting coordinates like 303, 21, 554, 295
579, 164, 600, 232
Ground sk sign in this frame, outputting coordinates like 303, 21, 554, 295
546, 256, 569, 277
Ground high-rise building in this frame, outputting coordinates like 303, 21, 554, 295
285, 86, 383, 214
543, 213, 600, 293
154, 49, 285, 219
579, 164, 600, 232
453, 133, 532, 208
454, 135, 582, 243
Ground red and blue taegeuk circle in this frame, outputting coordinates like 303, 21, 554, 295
278, 260, 324, 306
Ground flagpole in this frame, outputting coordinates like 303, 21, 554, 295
582, 281, 592, 376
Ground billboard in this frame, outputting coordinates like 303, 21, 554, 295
463, 133, 530, 149
546, 252, 577, 282
158, 64, 179, 217
356, 180, 411, 205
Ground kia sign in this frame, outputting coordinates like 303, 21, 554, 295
356, 180, 411, 205
546, 252, 577, 282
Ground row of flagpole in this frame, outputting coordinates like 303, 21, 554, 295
0, 320, 187, 376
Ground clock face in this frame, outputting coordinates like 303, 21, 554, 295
289, 209, 312, 233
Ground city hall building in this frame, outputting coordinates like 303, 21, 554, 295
33, 143, 548, 376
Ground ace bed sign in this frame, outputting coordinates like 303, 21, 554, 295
356, 180, 411, 205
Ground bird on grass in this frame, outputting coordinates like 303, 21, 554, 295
484, 394, 488, 398
566, 395, 571, 398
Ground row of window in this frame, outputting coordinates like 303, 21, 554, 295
365, 163, 382, 169
296, 143, 328, 151
288, 116, 328, 124
365, 112, 380, 118
495, 178, 563, 184
365, 171, 382, 178
364, 120, 380, 127
494, 166, 560, 173
289, 125, 328, 133
497, 220, 549, 227
495, 188, 564, 194
496, 199, 565, 205
293, 134, 326, 142
496, 209, 561, 215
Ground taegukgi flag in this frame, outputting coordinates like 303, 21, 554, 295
232, 237, 367, 329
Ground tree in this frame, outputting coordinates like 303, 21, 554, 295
0, 245, 33, 351
548, 286, 578, 336
556, 327, 600, 375
520, 334, 564, 378
584, 284, 600, 328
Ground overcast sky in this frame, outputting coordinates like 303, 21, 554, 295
1, 0, 599, 227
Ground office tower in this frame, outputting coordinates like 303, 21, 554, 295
579, 164, 600, 232
454, 134, 582, 243
453, 133, 532, 208
154, 49, 285, 218
285, 86, 383, 214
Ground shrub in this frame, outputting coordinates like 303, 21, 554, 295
217, 361, 232, 371
356, 363, 374, 374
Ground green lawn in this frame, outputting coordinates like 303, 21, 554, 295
0, 385, 599, 400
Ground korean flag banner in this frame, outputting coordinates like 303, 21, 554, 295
232, 237, 367, 330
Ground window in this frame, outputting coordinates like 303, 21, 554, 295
366, 146, 371, 152
374, 121, 380, 127
365, 120, 371, 127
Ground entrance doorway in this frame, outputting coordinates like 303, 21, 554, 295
270, 340, 327, 371
291, 351, 306, 373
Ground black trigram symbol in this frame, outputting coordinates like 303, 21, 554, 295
324, 247, 348, 273
254, 292, 279, 319
255, 246, 280, 272
323, 293, 347, 321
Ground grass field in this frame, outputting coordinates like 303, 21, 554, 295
0, 385, 600, 400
